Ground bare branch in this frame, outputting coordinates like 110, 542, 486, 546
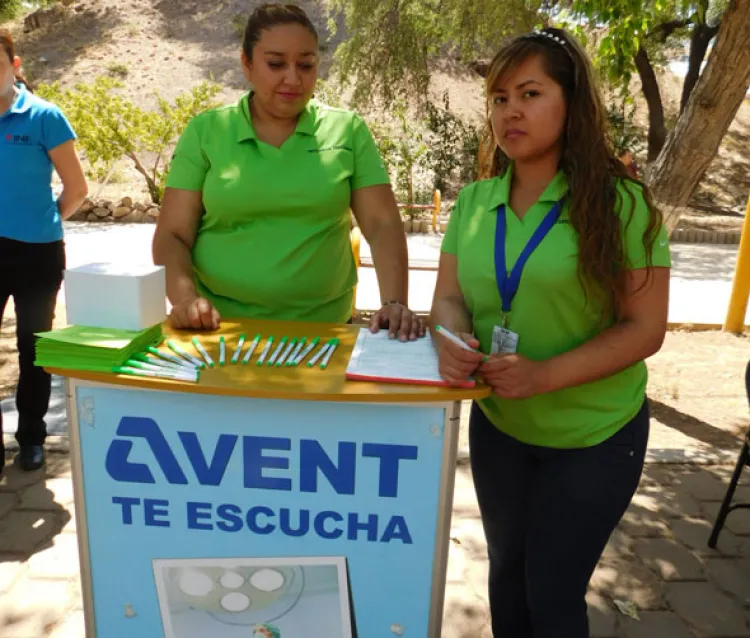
648, 18, 695, 42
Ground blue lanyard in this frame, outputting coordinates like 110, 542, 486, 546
494, 199, 565, 320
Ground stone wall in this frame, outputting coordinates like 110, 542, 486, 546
68, 197, 160, 224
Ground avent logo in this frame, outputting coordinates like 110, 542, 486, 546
105, 416, 418, 498
104, 417, 420, 543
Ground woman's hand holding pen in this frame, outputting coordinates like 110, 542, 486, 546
169, 296, 221, 331
480, 354, 547, 399
435, 331, 485, 387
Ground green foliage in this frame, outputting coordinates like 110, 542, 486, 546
391, 103, 429, 212
313, 78, 343, 108
328, 0, 728, 168
369, 101, 429, 213
328, 0, 541, 108
106, 62, 129, 78
568, 1, 672, 89
605, 99, 644, 156
0, 0, 21, 20
37, 77, 221, 203
567, 0, 729, 92
0, 0, 55, 21
232, 13, 247, 39
423, 92, 481, 190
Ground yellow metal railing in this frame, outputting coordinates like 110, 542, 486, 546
349, 189, 442, 317
724, 190, 750, 333
396, 189, 442, 231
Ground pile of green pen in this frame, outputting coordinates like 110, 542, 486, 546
113, 334, 341, 384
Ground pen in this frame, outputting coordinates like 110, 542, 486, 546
435, 325, 488, 362
219, 336, 226, 366
114, 365, 199, 383
231, 333, 246, 364
243, 333, 262, 364
307, 341, 332, 367
146, 346, 200, 371
276, 338, 297, 366
286, 337, 306, 366
319, 338, 340, 369
192, 337, 215, 368
256, 336, 274, 366
167, 340, 206, 369
267, 336, 288, 366
131, 354, 194, 374
124, 359, 200, 379
293, 336, 319, 366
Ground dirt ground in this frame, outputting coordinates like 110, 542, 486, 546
646, 330, 750, 454
2, 0, 748, 230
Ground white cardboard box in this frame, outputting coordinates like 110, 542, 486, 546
64, 263, 167, 331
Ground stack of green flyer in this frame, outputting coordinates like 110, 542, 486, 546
35, 324, 163, 372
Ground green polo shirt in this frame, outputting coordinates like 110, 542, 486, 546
442, 167, 671, 448
166, 93, 389, 322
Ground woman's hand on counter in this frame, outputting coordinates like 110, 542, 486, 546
169, 297, 221, 331
369, 303, 426, 341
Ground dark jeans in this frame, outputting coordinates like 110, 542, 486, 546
469, 399, 650, 638
0, 237, 65, 465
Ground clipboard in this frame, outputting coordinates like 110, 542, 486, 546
345, 328, 476, 389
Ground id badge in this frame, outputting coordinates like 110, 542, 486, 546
491, 325, 519, 354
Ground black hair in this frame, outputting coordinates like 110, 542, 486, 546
242, 3, 318, 60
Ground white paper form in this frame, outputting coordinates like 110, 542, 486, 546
346, 328, 475, 386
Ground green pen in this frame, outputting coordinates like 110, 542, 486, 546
114, 365, 199, 383
320, 338, 340, 369
256, 336, 274, 365
125, 359, 169, 374
132, 353, 191, 374
276, 338, 297, 366
286, 337, 306, 366
167, 340, 206, 369
192, 336, 215, 367
267, 336, 288, 366
147, 345, 201, 370
219, 336, 226, 366
125, 359, 200, 378
231, 332, 246, 364
243, 333, 262, 364
293, 336, 319, 366
308, 339, 334, 367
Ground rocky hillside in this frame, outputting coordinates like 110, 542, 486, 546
3, 0, 748, 230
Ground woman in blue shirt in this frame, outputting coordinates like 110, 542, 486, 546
0, 29, 88, 474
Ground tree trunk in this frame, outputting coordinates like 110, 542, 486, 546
680, 22, 720, 112
127, 152, 161, 205
634, 48, 668, 161
648, 0, 750, 233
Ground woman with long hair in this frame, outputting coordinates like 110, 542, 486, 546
0, 28, 88, 474
430, 28, 670, 636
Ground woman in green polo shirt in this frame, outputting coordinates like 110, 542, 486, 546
153, 3, 423, 339
431, 28, 670, 637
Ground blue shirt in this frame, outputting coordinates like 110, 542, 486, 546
0, 85, 76, 243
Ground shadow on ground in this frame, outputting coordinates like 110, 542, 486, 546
152, 0, 345, 85
18, 5, 124, 86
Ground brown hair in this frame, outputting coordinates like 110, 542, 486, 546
0, 28, 32, 92
242, 3, 318, 60
478, 27, 661, 319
